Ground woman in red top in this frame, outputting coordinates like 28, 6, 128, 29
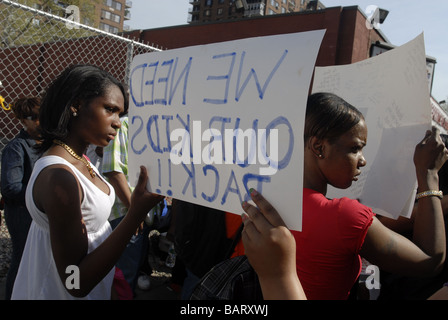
242, 92, 447, 300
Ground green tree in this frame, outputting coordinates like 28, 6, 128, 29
0, 0, 101, 48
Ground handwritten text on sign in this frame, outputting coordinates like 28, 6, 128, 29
128, 31, 325, 231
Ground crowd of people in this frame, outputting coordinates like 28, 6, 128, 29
1, 64, 447, 300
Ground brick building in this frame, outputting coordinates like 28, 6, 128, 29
128, 5, 386, 68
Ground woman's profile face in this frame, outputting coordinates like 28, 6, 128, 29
74, 84, 125, 147
320, 119, 368, 189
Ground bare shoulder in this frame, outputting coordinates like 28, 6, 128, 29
33, 163, 82, 213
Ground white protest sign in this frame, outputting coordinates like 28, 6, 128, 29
128, 30, 325, 231
312, 34, 431, 219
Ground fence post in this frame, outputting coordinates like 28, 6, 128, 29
125, 41, 134, 86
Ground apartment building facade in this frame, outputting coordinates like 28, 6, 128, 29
97, 0, 132, 33
188, 0, 325, 23
14, 0, 132, 33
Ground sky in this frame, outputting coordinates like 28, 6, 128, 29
128, 0, 448, 102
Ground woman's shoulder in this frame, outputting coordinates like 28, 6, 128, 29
35, 154, 73, 168
33, 156, 80, 187
2, 134, 27, 153
304, 188, 374, 221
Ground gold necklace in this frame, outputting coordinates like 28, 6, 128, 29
53, 139, 96, 178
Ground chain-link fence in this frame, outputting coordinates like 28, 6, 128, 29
0, 0, 161, 280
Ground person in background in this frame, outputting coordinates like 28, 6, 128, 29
172, 200, 234, 299
11, 65, 163, 299
1, 97, 42, 300
86, 144, 103, 170
102, 105, 154, 295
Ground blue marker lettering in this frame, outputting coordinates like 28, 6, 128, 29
162, 115, 174, 152
242, 173, 271, 202
201, 165, 219, 202
130, 115, 147, 154
144, 61, 159, 106
203, 52, 236, 105
181, 162, 196, 198
235, 49, 288, 101
169, 57, 193, 106
176, 113, 192, 158
265, 116, 293, 170
154, 59, 174, 106
221, 170, 243, 205
129, 63, 147, 107
146, 115, 162, 153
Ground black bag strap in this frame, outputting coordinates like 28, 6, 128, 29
224, 222, 244, 259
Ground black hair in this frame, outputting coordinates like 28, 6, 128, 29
38, 64, 128, 152
304, 92, 365, 144
11, 97, 41, 120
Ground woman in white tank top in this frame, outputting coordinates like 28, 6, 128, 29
11, 65, 163, 300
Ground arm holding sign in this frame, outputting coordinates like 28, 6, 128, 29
361, 127, 447, 277
377, 133, 448, 236
241, 189, 306, 300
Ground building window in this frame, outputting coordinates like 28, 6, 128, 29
101, 9, 121, 23
104, 0, 122, 11
102, 9, 111, 20
204, 9, 211, 16
100, 22, 119, 34
217, 8, 223, 15
205, 0, 213, 6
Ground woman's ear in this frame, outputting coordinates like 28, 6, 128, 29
309, 136, 324, 159
70, 106, 79, 117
